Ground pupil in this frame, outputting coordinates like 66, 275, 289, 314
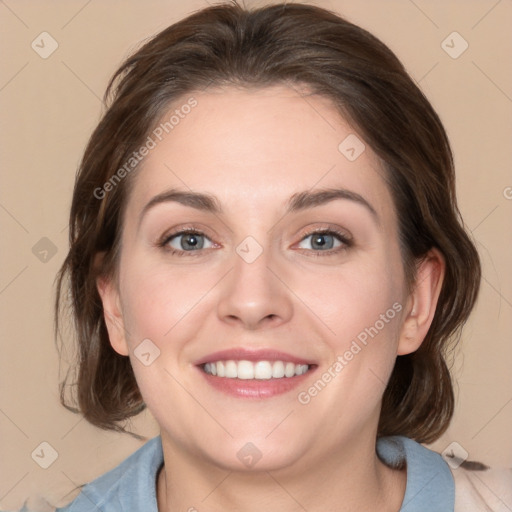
182, 233, 201, 250
312, 234, 332, 250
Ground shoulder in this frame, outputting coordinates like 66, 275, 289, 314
450, 464, 512, 512
55, 436, 163, 512
378, 435, 454, 509
378, 436, 512, 511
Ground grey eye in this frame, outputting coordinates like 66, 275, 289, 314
298, 233, 342, 251
168, 232, 212, 251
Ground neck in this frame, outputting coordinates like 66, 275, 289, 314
156, 433, 406, 512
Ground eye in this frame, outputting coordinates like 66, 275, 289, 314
297, 230, 349, 252
164, 231, 214, 252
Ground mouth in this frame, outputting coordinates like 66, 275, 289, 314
195, 349, 317, 398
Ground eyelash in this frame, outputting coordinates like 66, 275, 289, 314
157, 227, 215, 257
157, 226, 353, 257
297, 228, 353, 257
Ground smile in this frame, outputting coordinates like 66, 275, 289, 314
202, 360, 311, 380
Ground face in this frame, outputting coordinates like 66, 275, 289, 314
99, 85, 439, 473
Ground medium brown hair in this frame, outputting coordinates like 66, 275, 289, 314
55, 1, 480, 444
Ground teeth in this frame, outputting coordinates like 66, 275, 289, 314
202, 360, 310, 379
272, 361, 285, 378
285, 362, 296, 377
254, 361, 272, 380
238, 360, 254, 380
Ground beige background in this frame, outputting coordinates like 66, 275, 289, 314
1, 0, 511, 508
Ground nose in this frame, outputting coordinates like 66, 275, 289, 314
216, 247, 294, 330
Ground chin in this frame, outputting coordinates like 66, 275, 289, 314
197, 436, 309, 474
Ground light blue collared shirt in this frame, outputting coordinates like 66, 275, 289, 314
54, 435, 454, 511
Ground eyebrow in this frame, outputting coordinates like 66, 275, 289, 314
138, 187, 379, 228
138, 189, 222, 229
287, 188, 379, 223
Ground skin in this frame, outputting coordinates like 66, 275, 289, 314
97, 85, 445, 512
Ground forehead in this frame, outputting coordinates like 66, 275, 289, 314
127, 85, 393, 219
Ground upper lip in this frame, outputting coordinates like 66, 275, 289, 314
194, 348, 315, 366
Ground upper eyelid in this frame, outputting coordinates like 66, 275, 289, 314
294, 230, 352, 250
295, 225, 353, 243
300, 230, 349, 241
299, 226, 351, 237
160, 225, 216, 242
162, 226, 348, 238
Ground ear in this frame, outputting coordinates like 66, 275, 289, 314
397, 248, 446, 355
95, 256, 130, 357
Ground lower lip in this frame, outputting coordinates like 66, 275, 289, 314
197, 366, 316, 398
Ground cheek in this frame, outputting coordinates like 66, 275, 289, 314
116, 260, 217, 421
294, 254, 404, 408
298, 256, 403, 346
119, 257, 219, 344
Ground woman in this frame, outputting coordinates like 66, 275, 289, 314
51, 2, 510, 511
